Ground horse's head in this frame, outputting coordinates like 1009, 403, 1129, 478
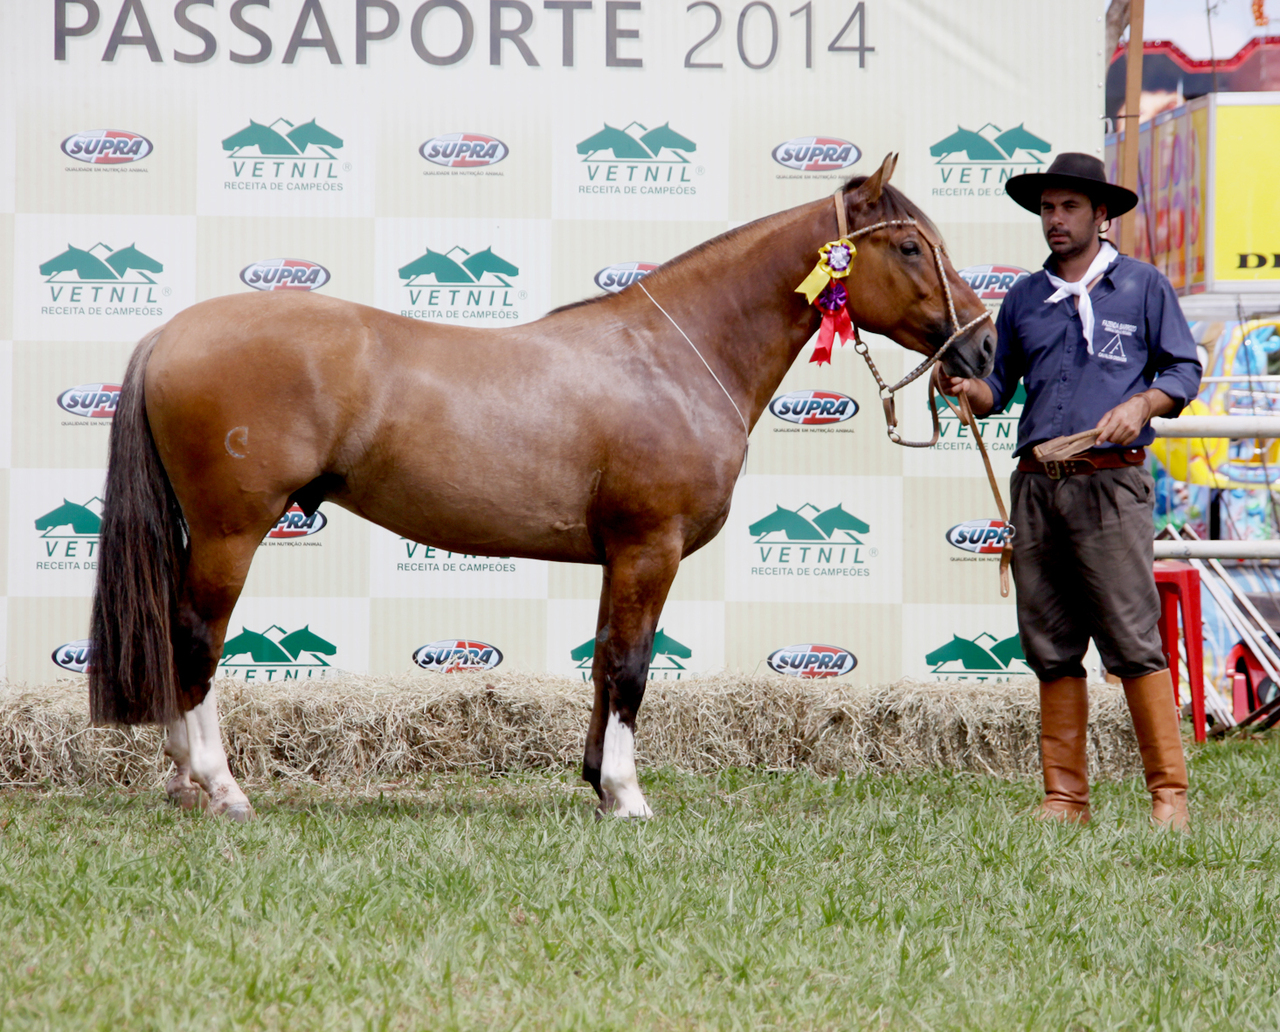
840, 154, 996, 381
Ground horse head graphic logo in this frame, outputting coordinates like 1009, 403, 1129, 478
572, 628, 692, 678
930, 123, 1051, 164
749, 503, 869, 544
35, 498, 103, 537
577, 121, 697, 163
222, 118, 344, 158
220, 625, 338, 669
39, 243, 164, 284
925, 632, 1029, 678
398, 246, 520, 287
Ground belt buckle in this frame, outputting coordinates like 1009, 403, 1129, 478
1044, 459, 1064, 479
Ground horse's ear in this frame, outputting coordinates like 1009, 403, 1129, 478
857, 152, 899, 205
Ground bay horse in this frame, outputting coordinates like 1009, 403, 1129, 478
89, 154, 994, 820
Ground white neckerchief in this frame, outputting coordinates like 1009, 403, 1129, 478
1044, 242, 1117, 355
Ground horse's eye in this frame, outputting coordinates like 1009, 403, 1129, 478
900, 241, 921, 257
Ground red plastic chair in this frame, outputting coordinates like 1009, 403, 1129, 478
1153, 560, 1206, 742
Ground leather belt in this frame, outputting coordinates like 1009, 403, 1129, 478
1018, 448, 1146, 480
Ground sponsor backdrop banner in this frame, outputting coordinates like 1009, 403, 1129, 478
1, 1, 1103, 685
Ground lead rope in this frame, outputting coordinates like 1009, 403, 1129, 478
831, 189, 1010, 596
639, 280, 751, 475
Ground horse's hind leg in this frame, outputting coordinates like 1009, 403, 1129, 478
162, 717, 207, 811
168, 525, 275, 821
583, 535, 681, 818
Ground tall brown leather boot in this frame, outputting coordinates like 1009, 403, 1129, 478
1037, 677, 1091, 823
1122, 669, 1190, 831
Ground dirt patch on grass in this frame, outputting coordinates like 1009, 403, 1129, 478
0, 673, 1143, 789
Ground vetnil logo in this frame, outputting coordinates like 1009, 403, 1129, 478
35, 497, 101, 570
420, 133, 508, 169
933, 382, 1025, 453
222, 117, 349, 193
572, 629, 692, 681
930, 123, 1051, 198
61, 129, 151, 166
748, 502, 875, 577
576, 121, 699, 196
413, 640, 504, 672
925, 632, 1030, 682
240, 258, 330, 292
39, 241, 168, 318
398, 244, 525, 323
218, 624, 339, 681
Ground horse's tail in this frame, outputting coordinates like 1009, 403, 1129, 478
89, 328, 189, 726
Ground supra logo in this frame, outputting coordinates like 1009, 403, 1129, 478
219, 624, 338, 681
420, 133, 508, 168
594, 262, 658, 293
57, 383, 120, 419
957, 265, 1029, 303
769, 390, 858, 425
771, 137, 860, 172
240, 258, 330, 292
52, 639, 92, 673
61, 129, 152, 165
926, 632, 1030, 681
413, 639, 503, 672
946, 519, 1013, 554
267, 504, 326, 539
572, 628, 691, 680
767, 643, 857, 678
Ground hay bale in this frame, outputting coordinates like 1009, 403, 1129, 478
0, 674, 1143, 791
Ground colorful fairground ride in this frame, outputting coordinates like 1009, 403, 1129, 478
1152, 318, 1280, 532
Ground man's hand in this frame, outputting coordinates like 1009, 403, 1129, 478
932, 366, 994, 417
1095, 388, 1174, 446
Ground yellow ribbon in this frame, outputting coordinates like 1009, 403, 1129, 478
795, 238, 856, 304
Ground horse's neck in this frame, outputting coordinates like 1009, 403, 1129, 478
670, 199, 838, 428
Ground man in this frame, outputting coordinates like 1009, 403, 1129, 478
939, 153, 1201, 829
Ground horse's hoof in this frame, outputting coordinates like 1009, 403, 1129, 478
165, 778, 207, 812
214, 802, 256, 823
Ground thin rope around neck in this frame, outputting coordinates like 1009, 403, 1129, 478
638, 281, 750, 443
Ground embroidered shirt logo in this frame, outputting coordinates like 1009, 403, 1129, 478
1098, 319, 1136, 363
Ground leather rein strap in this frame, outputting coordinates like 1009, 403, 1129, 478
833, 189, 1011, 597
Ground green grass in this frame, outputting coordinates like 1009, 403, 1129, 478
4, 738, 1280, 1031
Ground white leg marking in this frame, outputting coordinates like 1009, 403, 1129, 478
600, 712, 652, 818
163, 719, 207, 811
183, 686, 255, 822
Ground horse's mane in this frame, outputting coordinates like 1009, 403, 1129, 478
546, 180, 935, 317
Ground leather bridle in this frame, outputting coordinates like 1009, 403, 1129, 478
831, 187, 992, 448
833, 188, 1011, 595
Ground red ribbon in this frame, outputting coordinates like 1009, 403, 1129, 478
810, 305, 853, 366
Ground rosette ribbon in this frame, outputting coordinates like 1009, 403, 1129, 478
795, 238, 857, 366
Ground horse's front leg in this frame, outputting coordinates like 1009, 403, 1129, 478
175, 685, 255, 822
583, 536, 681, 818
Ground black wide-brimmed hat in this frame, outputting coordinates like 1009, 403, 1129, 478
1005, 152, 1138, 217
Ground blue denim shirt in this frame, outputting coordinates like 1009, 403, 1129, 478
982, 253, 1202, 456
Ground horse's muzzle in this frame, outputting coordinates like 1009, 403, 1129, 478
941, 324, 996, 380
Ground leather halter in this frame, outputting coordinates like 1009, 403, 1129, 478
833, 188, 1011, 595
831, 187, 992, 448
